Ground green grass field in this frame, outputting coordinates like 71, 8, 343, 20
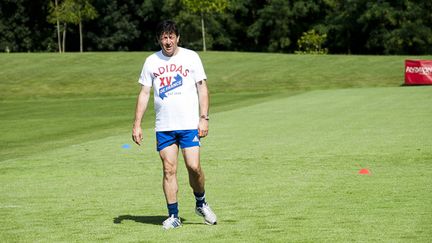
1, 52, 431, 242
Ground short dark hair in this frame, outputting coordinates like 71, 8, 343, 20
156, 20, 179, 39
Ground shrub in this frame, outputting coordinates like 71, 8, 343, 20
295, 29, 328, 54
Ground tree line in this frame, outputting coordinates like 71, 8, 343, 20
1, 0, 431, 54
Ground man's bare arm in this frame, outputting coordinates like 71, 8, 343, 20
132, 85, 151, 145
196, 80, 209, 138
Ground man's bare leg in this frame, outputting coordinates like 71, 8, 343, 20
182, 146, 217, 225
160, 143, 179, 206
182, 146, 205, 192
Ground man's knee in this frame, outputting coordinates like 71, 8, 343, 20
187, 163, 202, 176
162, 159, 177, 177
163, 167, 176, 178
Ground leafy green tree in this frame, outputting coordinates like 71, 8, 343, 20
295, 29, 328, 54
47, 0, 72, 52
180, 0, 228, 51
248, 0, 324, 53
86, 0, 141, 51
358, 0, 432, 54
208, 0, 266, 51
319, 0, 381, 54
135, 0, 163, 50
48, 0, 63, 52
321, 0, 432, 54
61, 0, 97, 52
48, 0, 97, 52
0, 0, 32, 52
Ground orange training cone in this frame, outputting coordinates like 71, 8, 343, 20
358, 168, 371, 175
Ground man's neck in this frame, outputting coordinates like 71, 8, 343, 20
162, 47, 180, 57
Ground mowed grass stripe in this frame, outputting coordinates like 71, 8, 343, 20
2, 52, 431, 100
0, 92, 286, 161
1, 87, 431, 242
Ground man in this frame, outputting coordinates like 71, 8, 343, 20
132, 20, 217, 230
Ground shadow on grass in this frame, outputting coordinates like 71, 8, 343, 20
114, 215, 166, 225
113, 215, 190, 225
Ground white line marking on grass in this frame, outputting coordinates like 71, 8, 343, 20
0, 205, 22, 208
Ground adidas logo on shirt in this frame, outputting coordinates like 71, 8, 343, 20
192, 136, 200, 142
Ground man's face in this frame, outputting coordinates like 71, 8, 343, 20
159, 32, 179, 57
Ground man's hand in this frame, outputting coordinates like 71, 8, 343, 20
132, 125, 143, 145
198, 119, 209, 138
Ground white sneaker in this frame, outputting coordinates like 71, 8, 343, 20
195, 203, 217, 225
162, 215, 182, 230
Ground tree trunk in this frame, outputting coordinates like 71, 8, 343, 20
62, 23, 67, 52
55, 0, 61, 53
79, 20, 83, 52
201, 12, 206, 52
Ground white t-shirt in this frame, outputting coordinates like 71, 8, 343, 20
138, 47, 207, 131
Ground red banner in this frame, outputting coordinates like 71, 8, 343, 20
405, 60, 432, 85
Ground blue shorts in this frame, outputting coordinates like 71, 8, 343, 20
156, 129, 200, 151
